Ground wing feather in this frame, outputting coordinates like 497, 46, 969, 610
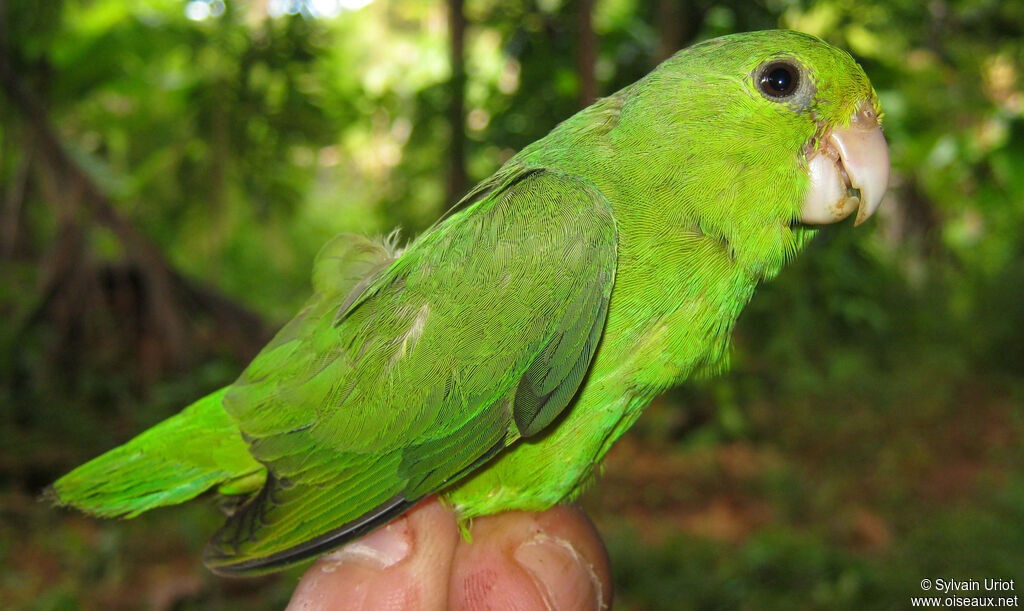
205, 169, 618, 574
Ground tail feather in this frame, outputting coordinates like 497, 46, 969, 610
47, 388, 264, 518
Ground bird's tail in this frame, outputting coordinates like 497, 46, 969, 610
46, 388, 265, 518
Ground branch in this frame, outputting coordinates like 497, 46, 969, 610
0, 30, 270, 364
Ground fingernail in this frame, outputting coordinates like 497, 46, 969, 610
318, 518, 411, 572
514, 533, 606, 611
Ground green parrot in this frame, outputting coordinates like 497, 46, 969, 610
49, 30, 889, 575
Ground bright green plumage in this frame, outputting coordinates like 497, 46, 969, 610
50, 30, 885, 575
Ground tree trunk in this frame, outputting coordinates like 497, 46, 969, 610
658, 0, 682, 62
446, 0, 468, 204
658, 0, 707, 63
577, 0, 597, 108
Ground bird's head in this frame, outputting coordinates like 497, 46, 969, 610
736, 31, 889, 227
614, 29, 890, 276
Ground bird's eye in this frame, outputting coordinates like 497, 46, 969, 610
758, 62, 799, 98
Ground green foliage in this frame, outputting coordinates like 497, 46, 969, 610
603, 476, 1024, 610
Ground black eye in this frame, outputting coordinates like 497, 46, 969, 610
759, 62, 799, 98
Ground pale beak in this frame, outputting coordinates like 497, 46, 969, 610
801, 101, 890, 226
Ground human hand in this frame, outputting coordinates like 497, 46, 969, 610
286, 496, 611, 610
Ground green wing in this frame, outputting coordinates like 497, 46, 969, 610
203, 169, 618, 574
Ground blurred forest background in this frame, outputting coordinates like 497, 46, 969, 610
1, 0, 1022, 608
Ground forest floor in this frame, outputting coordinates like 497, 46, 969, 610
2, 385, 1022, 610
